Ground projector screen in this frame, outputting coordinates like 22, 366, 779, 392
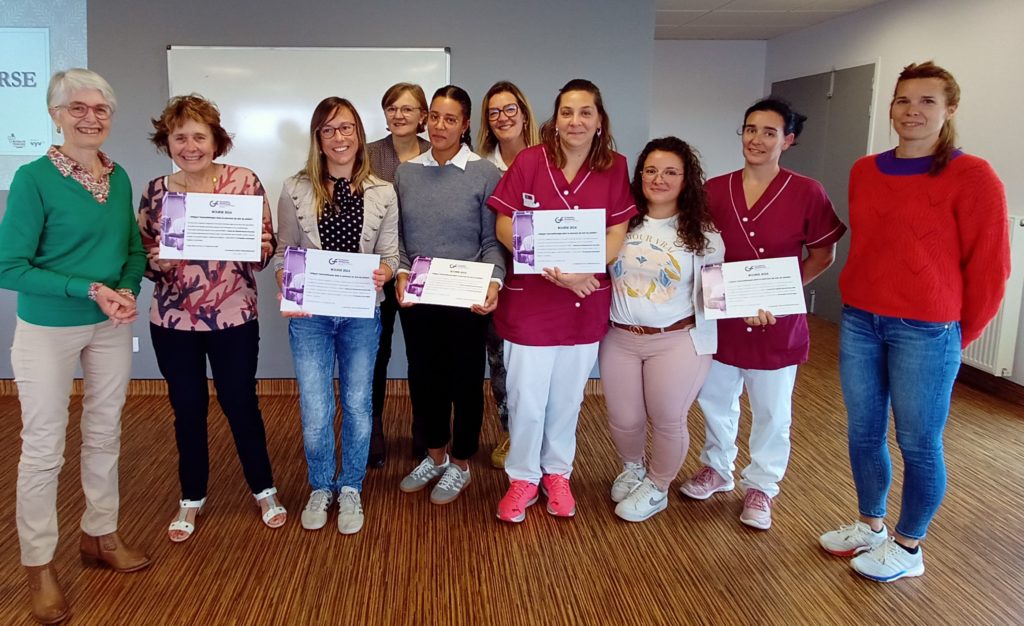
166, 46, 450, 214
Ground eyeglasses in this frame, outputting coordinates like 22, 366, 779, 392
642, 167, 683, 181
385, 105, 421, 118
428, 112, 462, 127
487, 104, 519, 121
319, 123, 357, 138
53, 102, 113, 120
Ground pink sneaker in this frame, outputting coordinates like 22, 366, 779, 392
497, 481, 539, 523
740, 489, 772, 530
678, 466, 734, 500
541, 474, 576, 517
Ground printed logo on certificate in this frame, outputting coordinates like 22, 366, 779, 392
158, 192, 263, 262
701, 256, 807, 320
403, 256, 494, 309
511, 208, 606, 274
280, 247, 379, 318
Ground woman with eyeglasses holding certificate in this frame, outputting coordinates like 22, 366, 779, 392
277, 97, 398, 535
366, 83, 431, 467
476, 81, 540, 469
599, 137, 724, 523
489, 79, 636, 523
679, 98, 845, 531
394, 85, 504, 506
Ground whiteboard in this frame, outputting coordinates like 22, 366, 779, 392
166, 46, 450, 218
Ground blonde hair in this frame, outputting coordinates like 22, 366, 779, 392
299, 97, 372, 216
477, 81, 540, 157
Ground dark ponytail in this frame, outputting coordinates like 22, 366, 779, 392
432, 84, 473, 150
743, 97, 807, 139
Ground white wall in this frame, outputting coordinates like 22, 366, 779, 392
651, 40, 767, 178
766, 0, 1024, 385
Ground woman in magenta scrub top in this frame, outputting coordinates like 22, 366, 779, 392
488, 79, 636, 523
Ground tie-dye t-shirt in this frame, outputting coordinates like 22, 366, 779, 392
609, 215, 695, 327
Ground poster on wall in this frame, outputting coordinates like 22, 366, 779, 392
0, 28, 50, 158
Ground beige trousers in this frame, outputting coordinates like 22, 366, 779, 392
12, 318, 132, 566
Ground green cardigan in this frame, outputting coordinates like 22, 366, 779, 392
0, 155, 146, 327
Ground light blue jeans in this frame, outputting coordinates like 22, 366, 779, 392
289, 310, 381, 492
839, 305, 961, 540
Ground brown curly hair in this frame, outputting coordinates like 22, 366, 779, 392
629, 137, 716, 255
150, 94, 233, 158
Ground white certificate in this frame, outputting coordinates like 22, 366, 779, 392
280, 247, 379, 318
158, 192, 263, 261
511, 209, 606, 274
403, 256, 493, 308
702, 256, 807, 320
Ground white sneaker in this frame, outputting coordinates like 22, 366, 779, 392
610, 462, 646, 503
400, 455, 449, 492
850, 537, 925, 582
819, 521, 888, 557
337, 487, 364, 535
430, 464, 471, 505
614, 478, 668, 522
301, 489, 333, 530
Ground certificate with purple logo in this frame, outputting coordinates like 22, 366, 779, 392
403, 256, 493, 308
280, 247, 379, 318
701, 256, 806, 320
158, 192, 263, 261
511, 209, 605, 275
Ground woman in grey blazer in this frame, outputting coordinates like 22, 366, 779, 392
275, 97, 399, 536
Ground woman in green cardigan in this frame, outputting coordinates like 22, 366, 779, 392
0, 68, 150, 625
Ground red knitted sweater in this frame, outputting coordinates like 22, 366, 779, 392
839, 152, 1010, 348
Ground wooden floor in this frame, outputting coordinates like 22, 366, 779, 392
1, 317, 1022, 625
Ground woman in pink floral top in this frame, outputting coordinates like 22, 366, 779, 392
137, 94, 286, 543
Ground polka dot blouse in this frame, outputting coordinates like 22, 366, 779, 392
319, 175, 365, 253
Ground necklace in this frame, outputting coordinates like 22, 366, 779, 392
178, 166, 220, 192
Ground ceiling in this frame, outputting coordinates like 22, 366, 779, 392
656, 0, 890, 40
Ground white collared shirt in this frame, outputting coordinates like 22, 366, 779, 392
408, 143, 481, 170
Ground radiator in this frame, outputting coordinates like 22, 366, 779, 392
962, 215, 1024, 376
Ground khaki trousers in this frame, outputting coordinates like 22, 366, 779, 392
12, 318, 132, 566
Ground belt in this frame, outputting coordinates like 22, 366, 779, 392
610, 316, 696, 336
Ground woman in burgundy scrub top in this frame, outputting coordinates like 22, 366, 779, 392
679, 98, 846, 531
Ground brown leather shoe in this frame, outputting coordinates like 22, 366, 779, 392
79, 532, 152, 572
24, 563, 69, 624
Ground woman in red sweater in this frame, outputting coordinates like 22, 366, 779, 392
819, 62, 1010, 582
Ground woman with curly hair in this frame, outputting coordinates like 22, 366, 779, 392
599, 137, 724, 522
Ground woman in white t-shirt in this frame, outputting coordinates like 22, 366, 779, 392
599, 136, 724, 522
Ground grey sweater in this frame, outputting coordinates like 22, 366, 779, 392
395, 157, 505, 281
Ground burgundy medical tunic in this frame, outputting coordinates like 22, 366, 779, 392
488, 145, 636, 346
707, 168, 846, 370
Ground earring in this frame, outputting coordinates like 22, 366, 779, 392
55, 126, 62, 134
597, 128, 602, 137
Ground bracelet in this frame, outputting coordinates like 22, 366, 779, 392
116, 288, 136, 301
87, 282, 103, 301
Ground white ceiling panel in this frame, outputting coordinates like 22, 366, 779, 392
654, 0, 890, 39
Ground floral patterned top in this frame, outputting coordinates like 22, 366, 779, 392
138, 164, 276, 331
47, 146, 115, 203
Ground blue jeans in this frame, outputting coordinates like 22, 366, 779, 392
839, 305, 961, 540
289, 310, 381, 492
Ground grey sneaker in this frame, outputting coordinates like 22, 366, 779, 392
337, 487, 364, 535
301, 489, 333, 530
610, 462, 647, 503
430, 464, 471, 504
400, 455, 449, 493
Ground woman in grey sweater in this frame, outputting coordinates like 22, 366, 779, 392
394, 85, 505, 505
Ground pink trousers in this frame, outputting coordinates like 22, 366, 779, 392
598, 326, 711, 490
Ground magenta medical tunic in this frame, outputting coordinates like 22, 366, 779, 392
487, 145, 636, 347
707, 168, 846, 370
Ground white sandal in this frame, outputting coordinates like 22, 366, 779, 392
254, 487, 287, 528
167, 497, 207, 543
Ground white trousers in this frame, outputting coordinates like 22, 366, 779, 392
503, 341, 599, 484
696, 361, 798, 498
12, 319, 132, 566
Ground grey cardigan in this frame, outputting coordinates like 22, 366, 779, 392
275, 173, 399, 304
